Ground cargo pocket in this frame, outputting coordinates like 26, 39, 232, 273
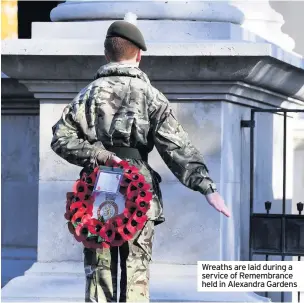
139, 164, 162, 224
133, 220, 155, 262
145, 164, 163, 206
151, 170, 163, 208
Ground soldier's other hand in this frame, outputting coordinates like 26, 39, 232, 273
205, 192, 231, 217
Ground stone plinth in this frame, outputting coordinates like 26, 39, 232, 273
2, 39, 304, 301
1, 76, 39, 287
50, 1, 244, 23
1, 262, 270, 302
48, 0, 294, 51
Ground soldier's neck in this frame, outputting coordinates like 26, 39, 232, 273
112, 60, 139, 67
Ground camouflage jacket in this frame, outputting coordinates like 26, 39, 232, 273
51, 62, 217, 224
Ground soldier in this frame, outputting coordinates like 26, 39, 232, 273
51, 18, 231, 303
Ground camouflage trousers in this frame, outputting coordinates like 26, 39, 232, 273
83, 220, 155, 302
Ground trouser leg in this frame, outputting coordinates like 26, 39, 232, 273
119, 220, 155, 303
84, 246, 119, 302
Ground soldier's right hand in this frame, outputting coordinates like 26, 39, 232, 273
104, 155, 122, 166
111, 155, 122, 164
205, 192, 231, 217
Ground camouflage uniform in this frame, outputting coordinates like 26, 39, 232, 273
83, 220, 154, 302
51, 62, 216, 302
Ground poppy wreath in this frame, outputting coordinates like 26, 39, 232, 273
65, 160, 152, 249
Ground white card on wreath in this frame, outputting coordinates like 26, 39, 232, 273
94, 169, 122, 194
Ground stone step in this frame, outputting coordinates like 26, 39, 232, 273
1, 262, 270, 302
1, 259, 36, 288
1, 247, 37, 288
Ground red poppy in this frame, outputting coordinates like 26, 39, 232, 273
134, 181, 150, 192
109, 214, 123, 228
135, 190, 153, 205
117, 225, 133, 241
69, 201, 93, 215
120, 175, 132, 188
129, 213, 146, 231
138, 189, 153, 200
122, 211, 132, 220
81, 214, 91, 224
100, 223, 115, 243
135, 219, 146, 231
74, 224, 87, 242
124, 201, 137, 217
131, 210, 147, 225
120, 166, 140, 187
72, 180, 89, 195
120, 177, 132, 188
125, 165, 139, 174
87, 226, 97, 235
86, 170, 97, 186
73, 185, 93, 202
69, 201, 85, 212
85, 203, 93, 215
84, 196, 95, 205
112, 212, 132, 227
126, 188, 138, 202
125, 180, 145, 196
114, 160, 129, 170
134, 191, 152, 211
71, 207, 86, 224
134, 198, 151, 213
130, 172, 145, 184
73, 191, 86, 201
127, 191, 149, 205
87, 218, 103, 235
125, 217, 138, 235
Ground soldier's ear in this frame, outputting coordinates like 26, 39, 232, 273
104, 49, 110, 62
136, 50, 141, 63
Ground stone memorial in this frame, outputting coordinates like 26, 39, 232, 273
2, 1, 304, 302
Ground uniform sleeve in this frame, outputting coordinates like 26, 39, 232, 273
148, 88, 217, 195
50, 90, 114, 168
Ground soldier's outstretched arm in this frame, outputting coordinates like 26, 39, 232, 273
148, 88, 230, 217
51, 88, 114, 168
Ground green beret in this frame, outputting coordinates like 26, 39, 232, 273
106, 21, 147, 51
